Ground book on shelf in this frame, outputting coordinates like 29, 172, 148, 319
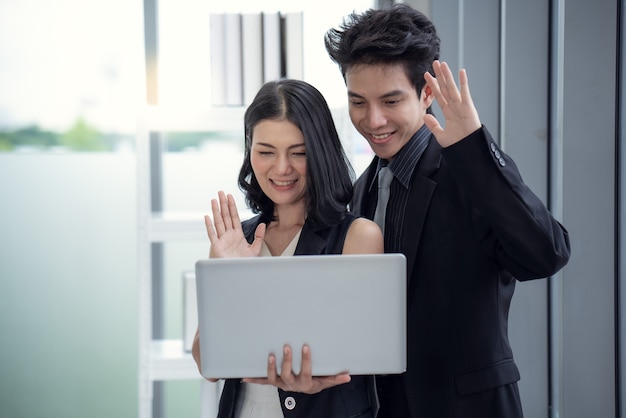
242, 13, 264, 105
224, 13, 243, 106
210, 13, 226, 106
262, 12, 282, 83
211, 11, 304, 106
284, 12, 304, 80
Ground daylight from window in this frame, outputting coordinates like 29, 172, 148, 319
0, 0, 374, 157
0, 1, 374, 417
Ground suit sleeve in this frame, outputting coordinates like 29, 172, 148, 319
441, 126, 570, 280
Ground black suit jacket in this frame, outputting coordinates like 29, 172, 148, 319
216, 213, 377, 418
351, 127, 570, 418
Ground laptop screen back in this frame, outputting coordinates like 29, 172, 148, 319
195, 253, 406, 379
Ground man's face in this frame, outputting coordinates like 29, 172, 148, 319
345, 63, 432, 161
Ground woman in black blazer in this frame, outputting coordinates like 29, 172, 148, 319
192, 79, 383, 417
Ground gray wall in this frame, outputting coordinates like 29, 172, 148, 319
402, 0, 621, 416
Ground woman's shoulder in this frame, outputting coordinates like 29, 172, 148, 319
241, 214, 260, 227
347, 216, 382, 238
342, 216, 384, 254
241, 214, 265, 239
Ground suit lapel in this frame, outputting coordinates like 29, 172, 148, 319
351, 158, 378, 218
294, 223, 328, 255
401, 137, 441, 283
244, 213, 331, 256
351, 138, 441, 284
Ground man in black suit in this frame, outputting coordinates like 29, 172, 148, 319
324, 4, 570, 418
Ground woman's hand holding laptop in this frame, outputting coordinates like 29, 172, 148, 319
242, 344, 352, 394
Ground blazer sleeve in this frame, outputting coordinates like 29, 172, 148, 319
442, 126, 570, 280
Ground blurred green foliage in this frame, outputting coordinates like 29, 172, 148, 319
163, 130, 242, 152
60, 118, 106, 151
0, 117, 131, 152
0, 117, 242, 152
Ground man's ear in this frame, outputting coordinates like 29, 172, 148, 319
422, 85, 435, 107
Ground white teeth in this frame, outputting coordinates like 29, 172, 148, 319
273, 180, 295, 186
372, 133, 391, 140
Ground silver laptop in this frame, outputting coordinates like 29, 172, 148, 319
195, 253, 406, 379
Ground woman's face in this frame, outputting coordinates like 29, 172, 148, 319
250, 119, 308, 208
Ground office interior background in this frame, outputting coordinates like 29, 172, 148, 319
0, 0, 623, 417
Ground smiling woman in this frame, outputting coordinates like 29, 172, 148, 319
0, 1, 377, 418
250, 120, 308, 208
194, 77, 383, 418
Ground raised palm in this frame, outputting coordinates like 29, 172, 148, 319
423, 60, 482, 147
205, 191, 266, 258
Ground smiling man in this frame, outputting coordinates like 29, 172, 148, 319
325, 4, 571, 418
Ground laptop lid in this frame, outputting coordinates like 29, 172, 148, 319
195, 253, 406, 379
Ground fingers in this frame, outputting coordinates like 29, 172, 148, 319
433, 61, 452, 91
265, 352, 280, 385
424, 69, 444, 108
432, 61, 476, 112
204, 215, 217, 243
316, 373, 351, 388
226, 193, 242, 231
250, 223, 267, 255
423, 113, 443, 137
276, 345, 313, 393
300, 344, 312, 378
424, 60, 481, 146
458, 68, 476, 107
217, 191, 233, 230
432, 61, 451, 87
279, 345, 295, 384
429, 60, 461, 103
242, 377, 270, 385
240, 352, 280, 386
209, 191, 242, 238
246, 344, 350, 394
210, 198, 225, 237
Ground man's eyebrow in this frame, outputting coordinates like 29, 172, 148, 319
347, 90, 405, 99
381, 90, 404, 98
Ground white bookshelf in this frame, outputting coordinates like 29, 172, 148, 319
148, 212, 208, 242
136, 104, 244, 418
138, 2, 312, 415
149, 340, 199, 380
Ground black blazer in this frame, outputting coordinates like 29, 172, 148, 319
215, 213, 377, 418
351, 127, 570, 418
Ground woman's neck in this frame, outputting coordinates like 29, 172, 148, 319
263, 202, 306, 256
271, 201, 306, 229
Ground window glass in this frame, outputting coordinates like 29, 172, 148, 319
0, 0, 143, 152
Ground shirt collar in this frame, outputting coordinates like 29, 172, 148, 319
368, 124, 431, 192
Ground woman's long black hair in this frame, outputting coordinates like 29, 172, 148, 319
238, 79, 354, 228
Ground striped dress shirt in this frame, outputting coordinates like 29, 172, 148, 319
368, 124, 431, 252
